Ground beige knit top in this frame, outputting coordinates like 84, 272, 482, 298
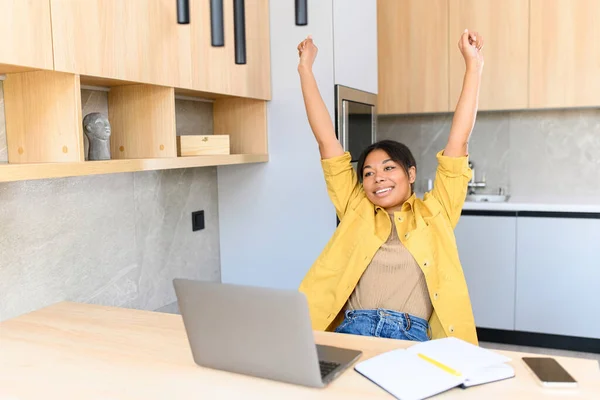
346, 214, 433, 320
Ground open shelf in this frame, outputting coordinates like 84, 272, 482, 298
3, 70, 84, 163
0, 154, 268, 182
0, 68, 269, 183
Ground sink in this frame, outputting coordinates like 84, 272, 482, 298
466, 194, 510, 203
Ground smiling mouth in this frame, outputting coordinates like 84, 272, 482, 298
374, 187, 394, 197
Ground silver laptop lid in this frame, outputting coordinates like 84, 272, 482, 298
173, 278, 324, 387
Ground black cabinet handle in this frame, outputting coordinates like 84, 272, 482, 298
177, 0, 190, 24
296, 0, 307, 26
233, 0, 246, 64
210, 0, 224, 46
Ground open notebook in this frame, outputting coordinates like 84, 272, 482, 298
354, 337, 515, 400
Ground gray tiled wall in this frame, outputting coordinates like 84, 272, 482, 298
0, 86, 220, 321
378, 108, 600, 201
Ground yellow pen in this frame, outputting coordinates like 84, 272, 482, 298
418, 353, 462, 377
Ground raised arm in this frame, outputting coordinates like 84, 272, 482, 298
428, 30, 484, 227
297, 36, 344, 159
297, 36, 363, 218
444, 29, 484, 157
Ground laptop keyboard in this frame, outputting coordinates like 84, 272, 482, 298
319, 360, 341, 379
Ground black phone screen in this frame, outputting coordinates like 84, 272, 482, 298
522, 357, 577, 383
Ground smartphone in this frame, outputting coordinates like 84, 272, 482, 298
522, 357, 578, 388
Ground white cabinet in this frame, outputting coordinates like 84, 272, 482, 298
515, 217, 600, 339
455, 215, 517, 330
457, 212, 600, 340
218, 0, 337, 288
332, 0, 378, 94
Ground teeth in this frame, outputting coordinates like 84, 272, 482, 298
376, 188, 392, 194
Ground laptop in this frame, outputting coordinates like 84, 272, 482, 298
173, 278, 362, 387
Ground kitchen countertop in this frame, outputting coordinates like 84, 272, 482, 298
462, 196, 600, 213
463, 198, 600, 213
414, 193, 600, 213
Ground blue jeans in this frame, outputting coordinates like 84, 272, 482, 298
334, 309, 431, 342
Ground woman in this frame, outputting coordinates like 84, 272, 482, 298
297, 30, 484, 345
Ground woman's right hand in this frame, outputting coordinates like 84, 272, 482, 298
296, 35, 344, 159
298, 36, 318, 72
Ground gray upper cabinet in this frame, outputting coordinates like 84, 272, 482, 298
515, 217, 600, 339
455, 215, 517, 331
332, 0, 378, 94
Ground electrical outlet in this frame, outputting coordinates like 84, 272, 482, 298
191, 210, 205, 231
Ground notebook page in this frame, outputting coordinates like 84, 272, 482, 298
406, 337, 511, 375
354, 348, 464, 400
461, 364, 515, 387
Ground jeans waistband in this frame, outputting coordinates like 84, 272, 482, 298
346, 308, 430, 329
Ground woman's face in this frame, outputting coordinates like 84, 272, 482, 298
361, 149, 415, 213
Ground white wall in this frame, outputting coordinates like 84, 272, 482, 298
332, 0, 378, 94
217, 1, 337, 289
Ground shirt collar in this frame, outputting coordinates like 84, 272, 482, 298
374, 192, 417, 214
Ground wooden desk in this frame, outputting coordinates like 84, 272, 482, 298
0, 302, 598, 399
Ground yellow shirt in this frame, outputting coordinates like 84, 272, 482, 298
299, 150, 478, 345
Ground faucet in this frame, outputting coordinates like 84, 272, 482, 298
467, 161, 486, 195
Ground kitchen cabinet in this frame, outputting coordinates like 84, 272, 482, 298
49, 0, 271, 99
333, 0, 378, 94
189, 0, 271, 100
218, 0, 337, 290
0, 0, 53, 72
449, 0, 529, 111
455, 215, 517, 330
515, 216, 600, 339
529, 0, 600, 108
378, 0, 600, 113
50, 0, 192, 88
377, 0, 449, 114
0, 1, 270, 182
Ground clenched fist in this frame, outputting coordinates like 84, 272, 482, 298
297, 35, 318, 72
459, 29, 484, 73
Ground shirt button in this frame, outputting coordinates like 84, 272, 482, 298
398, 216, 403, 222
434, 293, 439, 300
423, 260, 430, 267
449, 325, 455, 334
404, 233, 410, 240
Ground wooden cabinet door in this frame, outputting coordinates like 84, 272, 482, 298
189, 0, 271, 100
530, 0, 600, 108
377, 0, 449, 114
50, 0, 192, 88
449, 0, 529, 111
0, 0, 53, 71
50, 0, 270, 99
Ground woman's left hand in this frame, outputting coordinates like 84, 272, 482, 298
459, 29, 484, 74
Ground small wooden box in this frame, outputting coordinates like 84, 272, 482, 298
176, 135, 230, 156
